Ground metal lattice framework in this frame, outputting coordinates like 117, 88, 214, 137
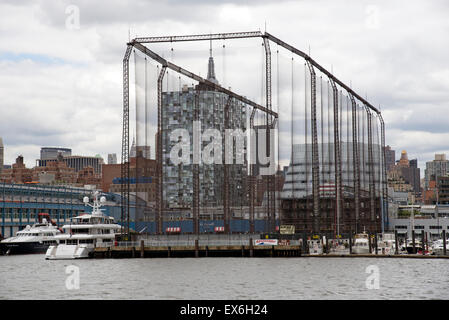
348, 93, 361, 232
121, 30, 388, 236
120, 45, 132, 238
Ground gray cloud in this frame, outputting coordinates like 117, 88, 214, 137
0, 0, 448, 177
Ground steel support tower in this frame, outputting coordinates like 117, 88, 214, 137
121, 45, 132, 238
306, 60, 320, 234
329, 78, 342, 236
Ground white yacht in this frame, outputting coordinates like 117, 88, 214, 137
0, 214, 61, 255
431, 239, 447, 256
45, 191, 122, 260
352, 231, 370, 254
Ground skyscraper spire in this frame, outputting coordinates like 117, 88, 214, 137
207, 39, 218, 84
209, 38, 212, 57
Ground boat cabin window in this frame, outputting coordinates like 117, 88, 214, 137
71, 228, 89, 234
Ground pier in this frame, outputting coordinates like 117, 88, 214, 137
91, 237, 449, 259
92, 239, 302, 258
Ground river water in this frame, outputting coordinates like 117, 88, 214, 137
0, 254, 448, 300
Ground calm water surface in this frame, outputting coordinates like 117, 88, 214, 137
0, 255, 448, 299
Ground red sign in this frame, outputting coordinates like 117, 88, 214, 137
278, 239, 290, 246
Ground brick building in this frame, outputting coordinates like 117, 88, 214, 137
0, 156, 34, 184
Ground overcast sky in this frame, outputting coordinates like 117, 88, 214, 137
0, 0, 448, 177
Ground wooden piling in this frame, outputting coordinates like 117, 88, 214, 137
443, 230, 447, 256
374, 233, 378, 255
394, 230, 399, 255
249, 238, 254, 257
349, 232, 352, 254
425, 232, 428, 252
412, 230, 416, 254
325, 236, 329, 255
205, 245, 209, 257
140, 240, 144, 258
195, 239, 199, 258
302, 234, 307, 254
168, 246, 171, 258
404, 231, 408, 252
421, 230, 425, 255
368, 233, 372, 254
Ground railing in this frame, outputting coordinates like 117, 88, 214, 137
289, 240, 301, 246
143, 240, 196, 247
95, 239, 300, 248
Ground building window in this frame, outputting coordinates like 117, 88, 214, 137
429, 226, 442, 229
395, 225, 408, 229
414, 226, 424, 229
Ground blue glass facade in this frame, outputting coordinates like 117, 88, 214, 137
0, 183, 122, 238
0, 183, 276, 238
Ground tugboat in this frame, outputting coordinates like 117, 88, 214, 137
0, 213, 61, 255
45, 191, 121, 260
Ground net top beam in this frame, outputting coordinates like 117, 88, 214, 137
131, 41, 278, 118
134, 31, 263, 43
132, 30, 380, 115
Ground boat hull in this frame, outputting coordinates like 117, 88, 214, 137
352, 247, 370, 254
406, 246, 422, 254
0, 242, 50, 255
377, 247, 395, 255
45, 244, 93, 260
